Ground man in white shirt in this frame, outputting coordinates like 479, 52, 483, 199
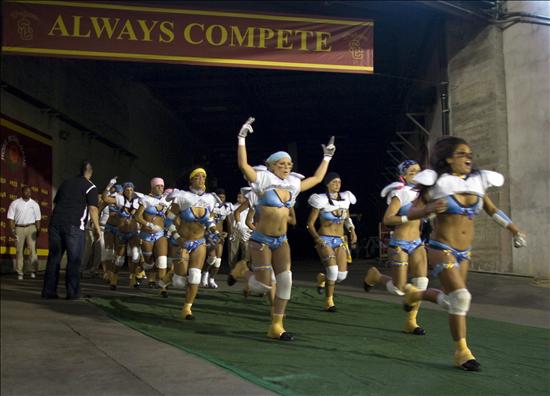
7, 186, 42, 280
228, 190, 252, 268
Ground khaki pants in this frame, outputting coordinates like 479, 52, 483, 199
15, 225, 38, 275
228, 237, 249, 269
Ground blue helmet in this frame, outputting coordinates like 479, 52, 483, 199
397, 160, 418, 176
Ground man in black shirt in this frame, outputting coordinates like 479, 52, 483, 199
42, 160, 101, 299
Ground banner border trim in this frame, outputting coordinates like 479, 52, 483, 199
1, 118, 53, 146
2, 47, 374, 72
7, 0, 375, 26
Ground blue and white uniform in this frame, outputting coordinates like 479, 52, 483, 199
104, 192, 121, 237
139, 194, 170, 243
115, 193, 141, 242
248, 165, 303, 250
413, 169, 504, 275
169, 190, 218, 253
308, 191, 356, 249
380, 182, 424, 257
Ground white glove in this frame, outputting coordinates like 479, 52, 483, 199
321, 136, 336, 158
107, 176, 118, 188
146, 222, 163, 233
238, 117, 255, 138
513, 232, 527, 248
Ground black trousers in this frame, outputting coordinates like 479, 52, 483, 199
42, 224, 85, 299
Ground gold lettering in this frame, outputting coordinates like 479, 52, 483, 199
295, 30, 314, 51
183, 23, 203, 45
258, 27, 275, 49
90, 17, 119, 39
205, 24, 228, 46
159, 21, 174, 43
48, 15, 70, 37
229, 26, 254, 47
276, 29, 293, 50
315, 31, 332, 52
137, 19, 159, 42
117, 19, 138, 40
72, 15, 91, 38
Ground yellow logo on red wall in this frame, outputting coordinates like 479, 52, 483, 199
11, 11, 38, 41
1, 135, 27, 171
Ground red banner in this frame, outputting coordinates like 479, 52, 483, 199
1, 1, 374, 74
0, 114, 52, 258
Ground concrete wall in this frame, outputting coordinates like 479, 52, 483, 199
445, 1, 549, 278
503, 1, 550, 278
1, 56, 192, 272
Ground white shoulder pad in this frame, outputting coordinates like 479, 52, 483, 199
480, 170, 504, 188
290, 171, 305, 180
380, 182, 405, 198
308, 193, 328, 209
342, 191, 357, 205
134, 192, 145, 199
413, 169, 438, 186
253, 165, 267, 172
245, 190, 258, 207
115, 194, 125, 207
240, 186, 252, 195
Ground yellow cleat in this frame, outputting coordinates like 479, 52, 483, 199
325, 295, 336, 312
403, 284, 420, 312
227, 260, 248, 286
182, 303, 194, 320
316, 272, 326, 294
267, 314, 294, 341
455, 348, 480, 371
363, 267, 381, 292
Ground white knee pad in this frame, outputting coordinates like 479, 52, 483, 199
187, 268, 202, 284
130, 247, 140, 262
325, 265, 338, 281
437, 292, 450, 311
156, 256, 167, 269
448, 288, 471, 316
206, 256, 217, 267
248, 275, 272, 294
102, 248, 114, 261
114, 255, 125, 268
385, 280, 405, 296
172, 273, 187, 289
143, 262, 155, 270
275, 271, 292, 300
412, 277, 429, 291
337, 271, 348, 283
213, 257, 222, 268
271, 271, 277, 284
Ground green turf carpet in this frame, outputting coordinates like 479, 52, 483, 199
91, 287, 550, 396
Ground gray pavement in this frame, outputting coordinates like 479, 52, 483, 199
1, 259, 549, 396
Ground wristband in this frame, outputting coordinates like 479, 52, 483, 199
323, 156, 332, 162
401, 216, 409, 224
238, 137, 246, 146
492, 210, 512, 228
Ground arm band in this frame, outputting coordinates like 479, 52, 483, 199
238, 137, 246, 146
167, 224, 177, 233
492, 210, 512, 228
401, 216, 409, 224
172, 232, 181, 241
344, 217, 355, 231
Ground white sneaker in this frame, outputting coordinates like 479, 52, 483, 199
208, 278, 218, 289
30, 273, 36, 279
17, 274, 23, 280
200, 272, 209, 288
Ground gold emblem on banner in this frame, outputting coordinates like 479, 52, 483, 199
1, 135, 27, 171
11, 11, 38, 41
348, 37, 364, 61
